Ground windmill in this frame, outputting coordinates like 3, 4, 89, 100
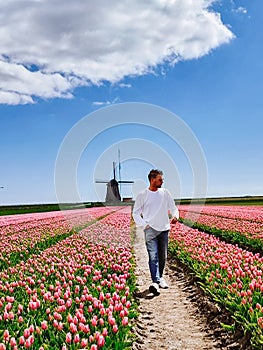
95, 151, 134, 203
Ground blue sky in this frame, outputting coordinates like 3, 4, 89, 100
0, 0, 262, 205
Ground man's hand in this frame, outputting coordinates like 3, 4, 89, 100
144, 224, 150, 230
170, 217, 178, 224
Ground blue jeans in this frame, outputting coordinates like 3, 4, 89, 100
144, 227, 169, 283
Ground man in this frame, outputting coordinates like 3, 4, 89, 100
132, 169, 179, 296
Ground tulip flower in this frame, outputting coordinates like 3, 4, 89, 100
122, 317, 129, 326
10, 337, 16, 347
65, 333, 72, 344
112, 324, 118, 333
3, 330, 9, 341
41, 321, 48, 330
97, 335, 105, 347
73, 334, 80, 343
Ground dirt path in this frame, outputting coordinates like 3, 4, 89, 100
131, 227, 240, 350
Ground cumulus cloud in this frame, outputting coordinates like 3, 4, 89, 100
0, 0, 234, 105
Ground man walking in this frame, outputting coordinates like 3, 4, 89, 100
132, 169, 179, 296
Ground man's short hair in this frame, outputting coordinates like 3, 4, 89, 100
148, 169, 163, 182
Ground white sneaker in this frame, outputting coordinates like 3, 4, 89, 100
159, 277, 169, 289
149, 283, 160, 296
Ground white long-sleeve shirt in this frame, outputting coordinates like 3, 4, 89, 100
132, 188, 179, 231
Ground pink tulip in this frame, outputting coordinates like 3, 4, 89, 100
67, 314, 73, 323
112, 324, 118, 333
81, 338, 88, 347
91, 317, 97, 327
10, 337, 16, 347
41, 321, 48, 330
19, 337, 25, 345
66, 299, 72, 308
73, 333, 80, 343
88, 305, 93, 313
5, 302, 12, 311
65, 332, 72, 343
108, 316, 116, 325
3, 330, 9, 341
83, 325, 90, 334
256, 303, 261, 310
122, 316, 129, 326
69, 322, 77, 334
57, 322, 63, 331
97, 335, 105, 347
29, 336, 34, 345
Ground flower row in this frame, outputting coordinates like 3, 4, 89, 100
169, 222, 263, 348
179, 205, 263, 241
179, 205, 263, 223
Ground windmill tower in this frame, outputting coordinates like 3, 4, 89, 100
95, 152, 133, 203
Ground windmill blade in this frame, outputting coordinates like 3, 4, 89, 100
113, 161, 116, 180
118, 148, 121, 195
118, 181, 134, 183
95, 180, 109, 183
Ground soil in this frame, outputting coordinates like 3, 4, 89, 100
131, 227, 253, 350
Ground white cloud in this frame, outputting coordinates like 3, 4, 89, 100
118, 83, 132, 89
235, 6, 247, 15
92, 101, 111, 106
229, 1, 247, 15
0, 59, 76, 102
92, 97, 120, 106
0, 90, 34, 105
0, 0, 234, 105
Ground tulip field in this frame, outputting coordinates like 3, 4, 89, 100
179, 205, 263, 251
0, 206, 136, 350
168, 204, 263, 349
1, 203, 263, 349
